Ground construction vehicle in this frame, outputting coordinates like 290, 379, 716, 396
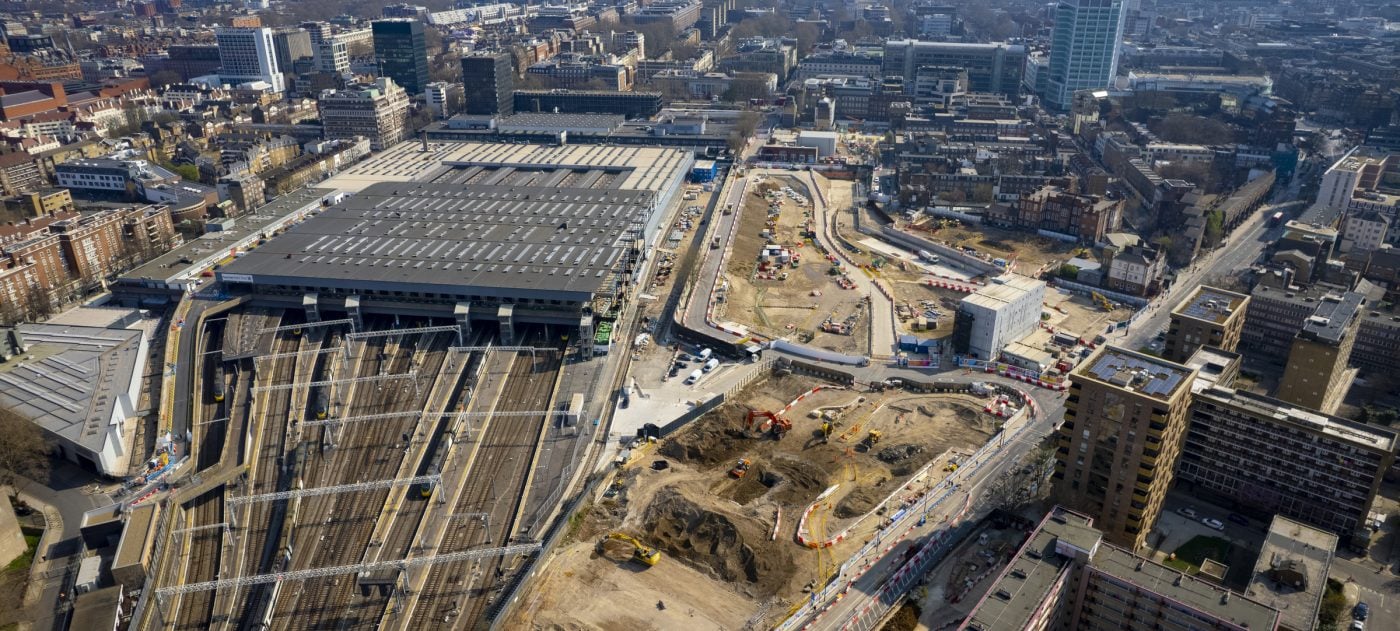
861, 430, 883, 450
729, 458, 752, 478
1091, 292, 1114, 312
820, 420, 835, 443
604, 533, 661, 566
745, 409, 792, 439
943, 462, 959, 472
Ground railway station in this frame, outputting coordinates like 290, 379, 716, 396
217, 140, 694, 347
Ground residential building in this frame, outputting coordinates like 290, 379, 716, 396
1043, 0, 1127, 110
962, 506, 1280, 631
1242, 281, 1331, 360
1178, 381, 1395, 545
0, 152, 43, 195
794, 50, 884, 81
1, 188, 70, 219
1314, 146, 1390, 212
1341, 210, 1388, 253
632, 0, 702, 31
1276, 291, 1363, 414
1245, 517, 1336, 631
954, 274, 1046, 361
1103, 243, 1164, 296
318, 77, 410, 151
51, 211, 125, 284
990, 185, 1121, 243
461, 52, 514, 117
1163, 286, 1249, 363
215, 27, 286, 93
1052, 346, 1197, 550
720, 38, 797, 82
424, 81, 458, 119
270, 27, 313, 78
883, 40, 1026, 98
372, 19, 429, 96
154, 45, 222, 81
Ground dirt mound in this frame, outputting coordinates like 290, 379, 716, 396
643, 488, 795, 597
596, 537, 638, 564
766, 455, 828, 505
659, 403, 750, 466
834, 480, 887, 519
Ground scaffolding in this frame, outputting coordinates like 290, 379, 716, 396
250, 371, 418, 394
154, 542, 542, 597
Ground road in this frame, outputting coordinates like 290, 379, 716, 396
1115, 189, 1306, 352
803, 170, 897, 357
680, 167, 750, 337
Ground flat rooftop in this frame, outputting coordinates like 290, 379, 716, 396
1195, 386, 1396, 453
0, 323, 143, 453
1246, 516, 1336, 631
1077, 346, 1193, 401
323, 140, 692, 194
1173, 285, 1248, 324
119, 187, 333, 285
1089, 536, 1280, 631
220, 182, 654, 298
964, 508, 1099, 631
1300, 291, 1364, 345
961, 274, 1045, 311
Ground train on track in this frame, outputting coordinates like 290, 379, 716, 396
420, 432, 453, 497
313, 386, 329, 420
211, 363, 225, 402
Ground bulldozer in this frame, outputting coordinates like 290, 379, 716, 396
745, 409, 792, 440
603, 533, 661, 566
860, 430, 883, 450
729, 458, 752, 478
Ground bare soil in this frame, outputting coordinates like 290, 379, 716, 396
719, 174, 869, 354
517, 373, 999, 629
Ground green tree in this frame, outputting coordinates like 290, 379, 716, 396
1058, 264, 1080, 280
0, 407, 50, 498
1204, 210, 1224, 247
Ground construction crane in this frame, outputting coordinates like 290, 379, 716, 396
603, 533, 661, 566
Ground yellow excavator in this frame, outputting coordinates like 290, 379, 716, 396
605, 533, 661, 566
1091, 292, 1114, 312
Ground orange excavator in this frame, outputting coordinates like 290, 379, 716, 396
745, 409, 792, 440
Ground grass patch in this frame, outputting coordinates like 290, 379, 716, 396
3, 535, 39, 573
1163, 535, 1231, 574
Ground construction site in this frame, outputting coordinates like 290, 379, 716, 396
508, 367, 1007, 629
717, 174, 871, 355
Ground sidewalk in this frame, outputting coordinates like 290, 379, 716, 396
9, 487, 63, 608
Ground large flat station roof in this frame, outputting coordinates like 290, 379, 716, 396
220, 182, 654, 297
323, 140, 693, 195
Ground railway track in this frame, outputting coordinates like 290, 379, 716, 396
173, 489, 224, 630
230, 313, 306, 628
269, 323, 455, 630
196, 319, 229, 472
410, 326, 563, 630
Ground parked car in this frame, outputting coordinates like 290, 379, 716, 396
1227, 513, 1249, 526
1201, 518, 1225, 531
1353, 602, 1369, 621
1177, 507, 1198, 519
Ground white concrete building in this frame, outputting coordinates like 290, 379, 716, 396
215, 27, 286, 93
958, 274, 1046, 361
797, 131, 838, 157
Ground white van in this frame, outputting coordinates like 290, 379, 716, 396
703, 358, 719, 372
697, 348, 713, 361
684, 369, 703, 384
